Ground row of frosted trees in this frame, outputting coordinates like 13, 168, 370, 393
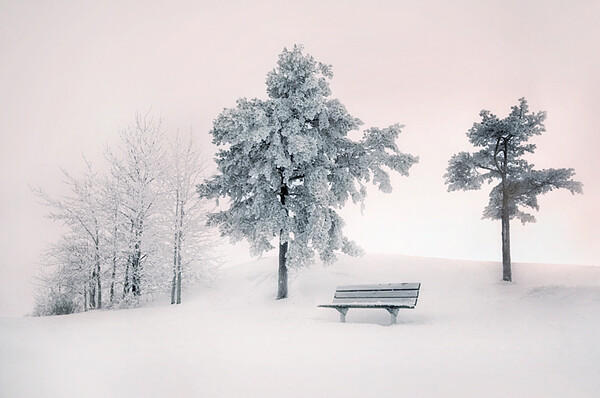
35, 45, 583, 312
33, 114, 220, 315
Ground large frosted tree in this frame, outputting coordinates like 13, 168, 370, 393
199, 45, 418, 299
444, 98, 582, 282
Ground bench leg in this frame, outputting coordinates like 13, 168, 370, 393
386, 308, 399, 325
336, 308, 348, 323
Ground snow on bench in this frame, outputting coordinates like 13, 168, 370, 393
319, 283, 421, 324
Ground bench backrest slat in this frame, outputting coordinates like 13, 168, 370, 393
336, 283, 420, 291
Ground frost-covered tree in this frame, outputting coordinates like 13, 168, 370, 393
444, 98, 583, 282
162, 131, 220, 304
199, 45, 418, 299
36, 234, 94, 313
100, 177, 127, 305
106, 113, 165, 300
34, 159, 104, 309
35, 112, 220, 313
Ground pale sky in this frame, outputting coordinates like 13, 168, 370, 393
1, 0, 599, 316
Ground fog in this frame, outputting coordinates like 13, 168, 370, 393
1, 0, 598, 316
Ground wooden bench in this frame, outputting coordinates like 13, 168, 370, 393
319, 283, 421, 324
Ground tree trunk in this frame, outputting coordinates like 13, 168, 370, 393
176, 200, 183, 304
123, 258, 130, 297
171, 196, 184, 305
123, 221, 134, 297
95, 242, 102, 309
171, 227, 178, 305
501, 205, 512, 281
89, 272, 96, 309
131, 222, 143, 297
171, 271, 177, 305
131, 245, 141, 296
176, 265, 182, 304
110, 249, 116, 303
277, 234, 288, 300
83, 284, 88, 312
501, 176, 512, 282
501, 223, 512, 280
277, 182, 289, 300
110, 214, 118, 304
96, 264, 102, 309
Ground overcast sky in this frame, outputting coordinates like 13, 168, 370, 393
1, 0, 599, 316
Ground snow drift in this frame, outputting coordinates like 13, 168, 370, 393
1, 254, 599, 397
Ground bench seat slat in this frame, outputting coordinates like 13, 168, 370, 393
332, 297, 417, 305
319, 303, 416, 309
334, 290, 419, 299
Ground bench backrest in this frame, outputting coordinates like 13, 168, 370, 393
333, 283, 420, 306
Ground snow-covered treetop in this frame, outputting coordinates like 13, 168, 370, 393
265, 44, 333, 100
199, 45, 418, 266
445, 98, 582, 224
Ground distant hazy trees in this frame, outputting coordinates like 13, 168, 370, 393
105, 115, 165, 302
445, 98, 582, 282
34, 161, 104, 311
198, 45, 418, 299
34, 114, 219, 315
163, 132, 218, 304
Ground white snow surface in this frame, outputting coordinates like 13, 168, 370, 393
1, 254, 599, 397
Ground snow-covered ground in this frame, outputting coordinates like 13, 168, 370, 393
1, 254, 599, 397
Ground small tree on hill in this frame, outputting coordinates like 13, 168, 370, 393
444, 98, 583, 282
199, 45, 418, 299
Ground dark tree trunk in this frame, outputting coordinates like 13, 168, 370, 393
176, 266, 182, 304
96, 265, 102, 309
170, 271, 177, 305
110, 250, 116, 303
123, 258, 130, 297
277, 235, 288, 300
501, 139, 512, 282
123, 221, 134, 297
131, 222, 143, 297
501, 190, 512, 282
89, 272, 96, 309
131, 246, 141, 297
277, 182, 289, 300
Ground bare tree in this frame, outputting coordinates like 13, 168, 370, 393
162, 130, 220, 304
35, 112, 221, 313
34, 158, 104, 309
106, 113, 165, 301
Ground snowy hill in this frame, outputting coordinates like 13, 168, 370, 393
1, 254, 599, 397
